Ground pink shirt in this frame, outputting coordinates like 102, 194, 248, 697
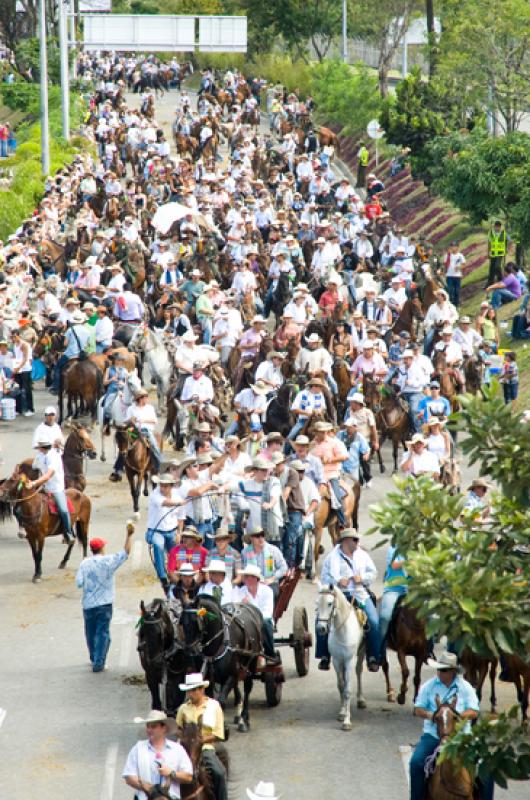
350, 353, 386, 379
311, 437, 348, 480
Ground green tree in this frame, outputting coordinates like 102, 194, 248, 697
436, 0, 530, 132
311, 60, 383, 135
369, 383, 530, 786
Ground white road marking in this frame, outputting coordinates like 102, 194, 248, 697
399, 744, 411, 787
0, 708, 6, 729
119, 625, 134, 670
100, 742, 119, 800
131, 540, 143, 570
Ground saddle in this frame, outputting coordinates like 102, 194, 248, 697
47, 494, 75, 515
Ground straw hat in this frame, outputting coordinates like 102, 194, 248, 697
239, 564, 262, 580
427, 651, 461, 672
179, 672, 210, 691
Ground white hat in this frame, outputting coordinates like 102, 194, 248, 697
71, 311, 86, 324
247, 782, 281, 800
203, 559, 226, 573
182, 330, 198, 342
251, 380, 268, 395
344, 417, 359, 427
152, 474, 176, 485
403, 349, 414, 358
84, 256, 98, 267
362, 341, 374, 350
306, 333, 321, 344
133, 709, 176, 730
239, 564, 262, 580
177, 563, 197, 576
178, 672, 210, 691
44, 406, 57, 415
252, 315, 266, 324
349, 392, 365, 405
427, 651, 461, 671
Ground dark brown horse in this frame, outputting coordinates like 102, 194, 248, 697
332, 356, 351, 420
0, 462, 90, 582
363, 376, 411, 473
59, 358, 104, 425
387, 294, 424, 344
431, 350, 460, 412
381, 599, 429, 704
502, 649, 530, 720
115, 426, 158, 515
459, 647, 497, 712
180, 723, 229, 800
427, 698, 474, 800
62, 424, 98, 491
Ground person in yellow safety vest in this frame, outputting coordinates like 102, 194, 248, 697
356, 141, 370, 189
487, 220, 507, 285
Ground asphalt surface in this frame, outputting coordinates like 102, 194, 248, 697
0, 85, 525, 800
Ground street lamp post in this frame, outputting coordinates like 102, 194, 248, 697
59, 0, 70, 140
38, 0, 50, 175
342, 0, 348, 63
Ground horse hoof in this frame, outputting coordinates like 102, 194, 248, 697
100, 455, 106, 462
387, 690, 396, 703
341, 721, 352, 731
32, 576, 41, 584
397, 692, 406, 705
59, 562, 67, 570
357, 699, 367, 710
237, 721, 248, 733
380, 466, 386, 474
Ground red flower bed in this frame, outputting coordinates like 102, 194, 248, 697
418, 213, 454, 238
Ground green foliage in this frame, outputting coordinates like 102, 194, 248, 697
440, 707, 530, 788
15, 37, 61, 84
311, 60, 383, 136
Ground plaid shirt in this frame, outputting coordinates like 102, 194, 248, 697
167, 545, 207, 573
241, 543, 287, 582
207, 546, 242, 582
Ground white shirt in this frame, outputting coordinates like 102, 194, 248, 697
424, 301, 459, 331
234, 388, 267, 417
122, 739, 192, 800
199, 578, 233, 605
321, 544, 377, 603
32, 448, 65, 493
255, 361, 284, 389
453, 327, 482, 356
434, 340, 463, 364
400, 448, 440, 477
446, 252, 466, 278
181, 375, 214, 404
95, 315, 114, 345
295, 347, 332, 377
383, 286, 407, 310
126, 402, 158, 432
147, 487, 180, 531
32, 422, 64, 449
212, 317, 238, 348
177, 475, 213, 522
232, 582, 274, 619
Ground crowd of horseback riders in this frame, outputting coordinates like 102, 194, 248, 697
0, 50, 518, 800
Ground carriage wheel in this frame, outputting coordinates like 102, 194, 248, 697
293, 606, 311, 677
264, 671, 283, 707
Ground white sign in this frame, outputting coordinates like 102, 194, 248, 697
367, 119, 384, 140
83, 14, 196, 51
391, 16, 441, 45
79, 0, 112, 11
199, 16, 247, 52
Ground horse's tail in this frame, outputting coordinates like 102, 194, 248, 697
0, 488, 13, 522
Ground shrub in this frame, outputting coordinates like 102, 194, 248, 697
311, 60, 382, 136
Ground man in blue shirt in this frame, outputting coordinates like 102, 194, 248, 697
76, 524, 134, 672
410, 652, 493, 800
417, 380, 451, 424
51, 311, 91, 394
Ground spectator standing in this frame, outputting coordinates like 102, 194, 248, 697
443, 242, 466, 307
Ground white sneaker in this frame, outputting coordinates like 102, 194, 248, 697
365, 480, 373, 489
23, 411, 35, 417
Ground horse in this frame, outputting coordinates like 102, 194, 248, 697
380, 598, 430, 705
431, 350, 460, 411
387, 294, 425, 345
317, 127, 340, 155
332, 357, 351, 420
179, 723, 230, 800
98, 371, 142, 461
129, 326, 172, 412
62, 423, 97, 491
463, 356, 483, 395
363, 375, 411, 473
115, 426, 158, 516
502, 650, 530, 720
59, 358, 103, 425
459, 647, 497, 713
315, 586, 365, 730
263, 382, 297, 437
138, 598, 200, 714
426, 698, 474, 800
180, 595, 263, 733
0, 462, 90, 582
312, 483, 360, 579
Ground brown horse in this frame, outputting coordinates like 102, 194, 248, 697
431, 350, 460, 411
115, 426, 158, 516
0, 462, 90, 582
363, 376, 411, 473
332, 356, 351, 420
317, 126, 340, 154
387, 294, 425, 344
62, 424, 98, 491
459, 647, 497, 713
179, 723, 229, 800
381, 599, 429, 704
427, 698, 474, 800
312, 482, 360, 578
502, 650, 530, 720
59, 358, 104, 424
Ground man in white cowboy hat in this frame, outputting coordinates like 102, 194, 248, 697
233, 564, 278, 662
121, 387, 161, 474
232, 456, 285, 546
395, 348, 429, 433
423, 289, 458, 355
319, 528, 380, 671
225, 379, 268, 437
176, 674, 228, 800
31, 405, 64, 449
295, 332, 337, 396
173, 329, 204, 376
28, 438, 75, 542
382, 275, 407, 314
400, 433, 440, 479
410, 652, 490, 800
246, 781, 280, 800
453, 315, 482, 357
187, 420, 225, 458
311, 420, 348, 526
122, 709, 193, 799
254, 351, 285, 394
167, 561, 199, 604
145, 473, 185, 594
198, 558, 233, 605
175, 457, 225, 549
51, 309, 90, 393
180, 361, 218, 433
106, 263, 126, 295
211, 305, 242, 367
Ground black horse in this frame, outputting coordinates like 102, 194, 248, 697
138, 598, 201, 714
181, 595, 263, 732
271, 272, 291, 323
263, 381, 297, 436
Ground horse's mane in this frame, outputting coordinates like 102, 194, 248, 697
333, 586, 356, 629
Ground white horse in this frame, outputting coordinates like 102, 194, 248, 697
129, 326, 172, 412
98, 371, 142, 461
316, 585, 366, 730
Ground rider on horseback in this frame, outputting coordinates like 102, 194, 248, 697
30, 439, 75, 543
126, 387, 161, 471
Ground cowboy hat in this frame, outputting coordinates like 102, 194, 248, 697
134, 387, 149, 399
197, 452, 214, 466
182, 330, 198, 342
181, 526, 204, 541
34, 438, 52, 448
177, 563, 197, 576
195, 421, 211, 433
252, 455, 271, 470
252, 315, 266, 325
178, 672, 210, 691
202, 559, 226, 573
339, 528, 360, 541
213, 528, 234, 540
134, 709, 177, 730
313, 421, 333, 432
250, 380, 268, 395
265, 431, 283, 442
427, 651, 461, 672
427, 416, 445, 427
224, 435, 241, 446
239, 564, 262, 579
247, 782, 281, 800
290, 459, 307, 471
349, 392, 365, 405
71, 311, 86, 324
177, 456, 199, 475
267, 351, 285, 360
152, 474, 176, 485
294, 435, 310, 445
468, 477, 491, 491
270, 452, 285, 465
306, 333, 321, 344
409, 433, 426, 446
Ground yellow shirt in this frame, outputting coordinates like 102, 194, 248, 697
176, 697, 224, 750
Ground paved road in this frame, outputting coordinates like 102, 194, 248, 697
0, 85, 525, 800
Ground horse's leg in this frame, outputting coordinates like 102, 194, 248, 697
392, 435, 400, 474
341, 656, 353, 730
143, 468, 149, 497
335, 659, 346, 721
476, 663, 488, 703
232, 680, 243, 724
30, 536, 44, 583
312, 524, 323, 583
412, 655, 423, 703
59, 540, 75, 569
356, 642, 366, 709
128, 470, 140, 517
522, 670, 530, 721
381, 654, 396, 703
77, 513, 89, 558
489, 660, 497, 713
396, 649, 410, 705
238, 673, 253, 733
377, 435, 386, 473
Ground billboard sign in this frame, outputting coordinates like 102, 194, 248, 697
198, 16, 247, 52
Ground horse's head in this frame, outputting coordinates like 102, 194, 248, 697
433, 695, 459, 740
70, 423, 98, 460
129, 325, 147, 353
315, 585, 336, 636
137, 598, 174, 662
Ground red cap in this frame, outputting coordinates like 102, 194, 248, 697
89, 537, 107, 552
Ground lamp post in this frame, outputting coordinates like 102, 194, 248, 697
342, 0, 348, 62
38, 0, 50, 175
59, 0, 70, 140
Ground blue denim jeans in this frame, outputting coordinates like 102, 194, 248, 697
53, 490, 73, 536
146, 528, 176, 580
446, 276, 461, 307
288, 417, 308, 440
362, 595, 381, 661
401, 392, 423, 432
0, 140, 7, 158
329, 477, 345, 526
491, 288, 517, 310
410, 733, 439, 800
141, 427, 161, 469
198, 316, 212, 345
423, 328, 436, 356
282, 510, 303, 568
83, 603, 113, 670
52, 353, 70, 392
379, 589, 403, 660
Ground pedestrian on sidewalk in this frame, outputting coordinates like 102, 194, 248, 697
76, 522, 135, 672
